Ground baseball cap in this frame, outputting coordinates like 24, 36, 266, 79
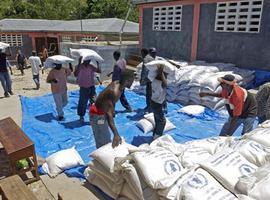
149, 47, 157, 53
218, 74, 235, 83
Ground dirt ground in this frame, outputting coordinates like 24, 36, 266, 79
0, 66, 103, 200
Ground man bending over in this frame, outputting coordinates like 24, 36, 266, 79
89, 70, 134, 148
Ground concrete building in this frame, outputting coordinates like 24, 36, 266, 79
0, 18, 139, 59
133, 0, 270, 70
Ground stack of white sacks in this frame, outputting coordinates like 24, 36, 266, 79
132, 60, 255, 110
84, 120, 270, 200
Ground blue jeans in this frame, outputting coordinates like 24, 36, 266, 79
220, 116, 256, 136
77, 86, 96, 117
0, 72, 12, 94
151, 100, 166, 136
258, 115, 267, 124
33, 74, 40, 85
90, 114, 111, 148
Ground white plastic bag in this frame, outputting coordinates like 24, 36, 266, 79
243, 127, 270, 148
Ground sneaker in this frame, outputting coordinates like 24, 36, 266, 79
58, 116, 64, 121
8, 91, 14, 95
4, 92, 9, 97
36, 83, 40, 90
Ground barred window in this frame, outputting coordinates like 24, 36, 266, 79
62, 35, 72, 42
215, 0, 264, 33
0, 34, 23, 46
81, 36, 97, 42
153, 5, 182, 31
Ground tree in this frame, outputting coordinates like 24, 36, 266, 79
0, 0, 138, 22
84, 0, 138, 22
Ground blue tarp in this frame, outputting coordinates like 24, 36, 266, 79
21, 86, 242, 164
21, 86, 244, 199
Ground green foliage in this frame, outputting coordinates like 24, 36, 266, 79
0, 0, 138, 22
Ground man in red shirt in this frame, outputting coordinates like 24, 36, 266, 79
200, 74, 257, 136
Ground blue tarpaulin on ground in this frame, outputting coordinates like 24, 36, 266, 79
21, 86, 241, 163
21, 86, 244, 200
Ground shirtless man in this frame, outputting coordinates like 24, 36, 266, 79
89, 70, 134, 148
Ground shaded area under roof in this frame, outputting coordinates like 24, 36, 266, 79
0, 18, 139, 34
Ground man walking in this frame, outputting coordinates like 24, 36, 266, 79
90, 70, 134, 148
47, 64, 72, 121
28, 51, 42, 89
17, 50, 26, 75
200, 74, 257, 136
0, 49, 13, 97
74, 58, 101, 122
107, 51, 132, 112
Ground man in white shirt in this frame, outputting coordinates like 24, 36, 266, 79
151, 65, 167, 140
28, 51, 42, 89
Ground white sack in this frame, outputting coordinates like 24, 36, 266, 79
0, 42, 10, 50
144, 113, 176, 133
178, 105, 205, 116
183, 136, 230, 154
158, 167, 198, 200
42, 146, 84, 178
90, 142, 135, 172
84, 168, 118, 199
235, 164, 270, 200
230, 139, 270, 166
150, 134, 184, 156
199, 149, 257, 192
44, 55, 74, 68
145, 60, 176, 74
133, 147, 186, 189
180, 147, 213, 168
89, 160, 122, 183
70, 48, 104, 62
136, 118, 154, 133
243, 127, 270, 148
179, 168, 238, 200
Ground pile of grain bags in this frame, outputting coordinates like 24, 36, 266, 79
84, 126, 270, 200
132, 60, 255, 111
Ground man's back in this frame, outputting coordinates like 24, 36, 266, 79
29, 56, 41, 75
95, 82, 122, 112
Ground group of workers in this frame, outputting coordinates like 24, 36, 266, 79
1, 46, 270, 150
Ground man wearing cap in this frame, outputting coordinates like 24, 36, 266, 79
199, 74, 257, 136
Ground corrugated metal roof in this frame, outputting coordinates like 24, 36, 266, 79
0, 18, 139, 34
132, 0, 172, 4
